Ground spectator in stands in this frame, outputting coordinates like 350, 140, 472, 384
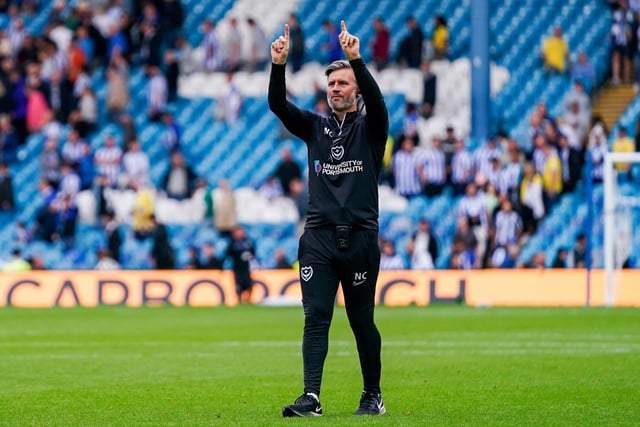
46, 69, 74, 124
161, 111, 180, 153
274, 148, 302, 197
39, 109, 63, 142
552, 247, 569, 268
223, 17, 242, 73
485, 157, 503, 191
541, 26, 569, 74
221, 225, 256, 303
200, 242, 222, 269
0, 114, 19, 164
273, 248, 292, 269
259, 174, 284, 201
474, 137, 502, 178
102, 210, 122, 264
162, 151, 197, 200
70, 85, 97, 136
397, 16, 423, 68
541, 142, 562, 212
246, 18, 268, 72
35, 179, 58, 242
184, 245, 202, 269
612, 127, 635, 179
379, 239, 405, 270
105, 63, 129, 122
161, 0, 184, 48
499, 144, 523, 203
201, 19, 221, 72
563, 80, 591, 134
557, 133, 582, 193
519, 161, 544, 234
572, 232, 588, 268
287, 14, 305, 73
490, 244, 518, 268
431, 14, 449, 60
25, 83, 49, 134
94, 134, 123, 188
138, 20, 162, 68
398, 102, 420, 145
370, 17, 390, 71
147, 64, 167, 122
289, 177, 308, 229
418, 136, 446, 197
58, 161, 80, 201
28, 254, 47, 270
0, 162, 14, 211
41, 138, 61, 186
95, 248, 121, 270
392, 137, 422, 198
213, 179, 237, 238
217, 73, 243, 127
55, 194, 79, 250
407, 219, 438, 270
175, 35, 196, 75
458, 182, 489, 258
494, 199, 522, 247
589, 125, 608, 184
2, 248, 31, 272
610, 0, 635, 85
118, 113, 137, 151
122, 140, 150, 189
449, 231, 476, 270
106, 22, 129, 64
61, 127, 89, 167
132, 181, 155, 240
451, 139, 474, 196
524, 251, 546, 269
320, 20, 342, 63
441, 125, 457, 171
150, 214, 175, 269
14, 221, 31, 246
420, 60, 437, 119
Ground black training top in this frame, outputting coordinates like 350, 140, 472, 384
268, 58, 389, 230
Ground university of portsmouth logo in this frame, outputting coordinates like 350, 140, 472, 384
314, 160, 322, 175
301, 266, 313, 282
331, 145, 344, 161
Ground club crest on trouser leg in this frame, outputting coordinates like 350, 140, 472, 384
300, 266, 313, 282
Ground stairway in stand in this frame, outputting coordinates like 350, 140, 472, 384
592, 84, 637, 130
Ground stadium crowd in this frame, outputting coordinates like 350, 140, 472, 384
0, 0, 638, 271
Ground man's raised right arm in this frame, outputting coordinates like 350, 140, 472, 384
268, 24, 312, 141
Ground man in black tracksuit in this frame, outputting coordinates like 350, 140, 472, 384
269, 21, 388, 417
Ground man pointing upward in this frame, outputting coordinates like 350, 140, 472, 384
269, 20, 388, 417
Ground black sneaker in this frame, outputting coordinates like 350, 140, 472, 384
282, 393, 323, 417
354, 391, 386, 415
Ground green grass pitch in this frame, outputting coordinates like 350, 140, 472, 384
1, 305, 639, 426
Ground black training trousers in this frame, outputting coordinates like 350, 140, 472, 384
297, 227, 382, 397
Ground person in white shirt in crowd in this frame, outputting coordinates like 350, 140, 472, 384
407, 218, 438, 270
61, 127, 91, 166
588, 124, 608, 184
40, 109, 63, 141
450, 138, 474, 197
147, 64, 167, 122
94, 134, 123, 188
391, 137, 422, 198
121, 140, 150, 189
494, 199, 523, 247
246, 18, 268, 72
223, 17, 242, 73
95, 248, 121, 270
458, 182, 489, 259
58, 161, 80, 201
473, 137, 502, 178
418, 136, 446, 197
216, 72, 243, 127
201, 19, 221, 72
499, 144, 523, 203
379, 239, 405, 270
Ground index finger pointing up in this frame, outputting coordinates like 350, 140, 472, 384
284, 23, 290, 41
340, 20, 347, 33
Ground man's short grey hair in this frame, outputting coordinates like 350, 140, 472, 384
325, 60, 352, 76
